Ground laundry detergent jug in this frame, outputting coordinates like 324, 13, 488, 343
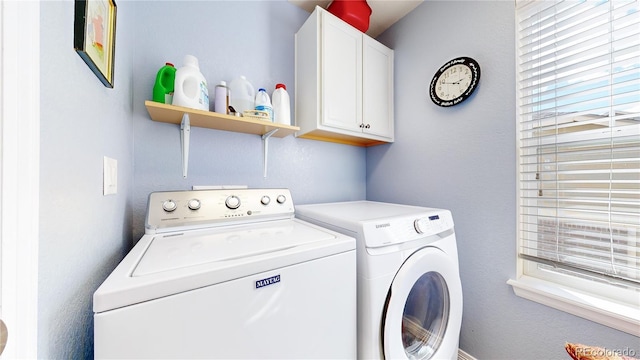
172, 55, 209, 111
229, 75, 255, 115
272, 84, 291, 125
153, 62, 176, 104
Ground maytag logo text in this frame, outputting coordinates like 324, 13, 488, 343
255, 275, 281, 289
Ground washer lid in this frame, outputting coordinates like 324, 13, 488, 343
133, 219, 337, 276
93, 219, 355, 313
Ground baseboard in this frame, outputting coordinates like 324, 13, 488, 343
458, 348, 478, 360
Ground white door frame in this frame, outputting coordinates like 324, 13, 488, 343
0, 0, 40, 358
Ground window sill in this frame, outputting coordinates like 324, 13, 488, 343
507, 276, 640, 336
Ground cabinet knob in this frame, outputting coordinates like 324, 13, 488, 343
365, 124, 371, 129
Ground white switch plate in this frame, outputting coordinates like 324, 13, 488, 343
103, 156, 117, 195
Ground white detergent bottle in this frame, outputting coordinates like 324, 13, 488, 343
254, 88, 273, 122
172, 55, 209, 111
229, 75, 255, 115
272, 83, 291, 125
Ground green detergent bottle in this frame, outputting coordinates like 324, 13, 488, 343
153, 62, 176, 104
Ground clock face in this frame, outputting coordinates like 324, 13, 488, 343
429, 57, 480, 107
436, 64, 473, 100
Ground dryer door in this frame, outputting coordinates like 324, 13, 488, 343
382, 247, 463, 360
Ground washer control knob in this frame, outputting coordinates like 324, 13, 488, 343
261, 196, 271, 205
276, 195, 287, 204
162, 200, 177, 212
414, 218, 428, 234
225, 195, 241, 209
188, 199, 201, 210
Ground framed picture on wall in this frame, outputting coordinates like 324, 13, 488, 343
73, 0, 117, 88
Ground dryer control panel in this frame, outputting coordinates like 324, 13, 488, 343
362, 210, 454, 249
413, 214, 452, 235
145, 188, 294, 233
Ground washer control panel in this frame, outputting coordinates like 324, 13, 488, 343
146, 188, 294, 232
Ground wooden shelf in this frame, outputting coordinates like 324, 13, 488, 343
144, 100, 299, 178
145, 100, 299, 137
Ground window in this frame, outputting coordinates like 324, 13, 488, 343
512, 0, 640, 335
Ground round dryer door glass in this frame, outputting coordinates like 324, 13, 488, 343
401, 271, 450, 360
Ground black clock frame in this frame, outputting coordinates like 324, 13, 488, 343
429, 57, 481, 107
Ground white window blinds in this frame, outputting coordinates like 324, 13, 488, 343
517, 0, 640, 288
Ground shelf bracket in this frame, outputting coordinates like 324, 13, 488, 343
180, 113, 190, 178
261, 129, 279, 178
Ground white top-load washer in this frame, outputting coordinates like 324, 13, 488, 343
93, 188, 356, 359
296, 201, 463, 360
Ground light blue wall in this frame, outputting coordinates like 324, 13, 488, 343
39, 1, 365, 358
370, 1, 639, 359
37, 0, 637, 358
131, 0, 366, 239
39, 1, 134, 358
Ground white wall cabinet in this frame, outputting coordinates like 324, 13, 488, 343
295, 6, 394, 147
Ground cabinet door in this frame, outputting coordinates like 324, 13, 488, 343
362, 37, 394, 140
321, 11, 362, 132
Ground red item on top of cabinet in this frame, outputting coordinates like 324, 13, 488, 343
327, 0, 372, 33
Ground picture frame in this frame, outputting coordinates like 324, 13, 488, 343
74, 0, 117, 88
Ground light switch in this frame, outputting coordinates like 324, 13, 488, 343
103, 156, 117, 195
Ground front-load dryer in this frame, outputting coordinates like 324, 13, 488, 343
296, 201, 463, 360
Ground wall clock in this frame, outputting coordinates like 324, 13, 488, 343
429, 57, 481, 107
